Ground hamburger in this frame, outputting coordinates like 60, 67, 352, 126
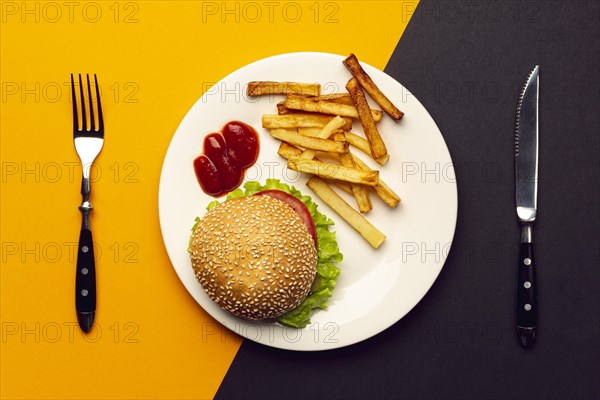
189, 179, 343, 327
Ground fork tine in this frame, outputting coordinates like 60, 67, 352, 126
71, 74, 79, 132
95, 74, 103, 132
78, 74, 87, 131
86, 74, 95, 132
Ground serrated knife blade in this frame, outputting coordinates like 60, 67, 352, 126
514, 65, 539, 348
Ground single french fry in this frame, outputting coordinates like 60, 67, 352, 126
333, 132, 372, 213
277, 141, 302, 159
298, 117, 347, 160
343, 54, 404, 121
308, 93, 354, 105
351, 154, 401, 208
278, 101, 328, 115
287, 157, 378, 186
284, 95, 383, 122
247, 81, 320, 97
343, 132, 390, 165
297, 127, 323, 137
262, 114, 352, 130
270, 129, 349, 154
274, 108, 353, 130
279, 97, 351, 113
346, 77, 388, 160
343, 131, 371, 154
306, 177, 386, 248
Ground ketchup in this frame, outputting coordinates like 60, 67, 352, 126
194, 121, 259, 197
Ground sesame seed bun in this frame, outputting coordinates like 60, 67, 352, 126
190, 195, 318, 320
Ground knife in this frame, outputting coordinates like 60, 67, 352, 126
514, 65, 539, 348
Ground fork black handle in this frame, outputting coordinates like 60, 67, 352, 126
76, 227, 96, 332
516, 241, 537, 348
76, 177, 96, 332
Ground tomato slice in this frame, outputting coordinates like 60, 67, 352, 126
255, 190, 317, 247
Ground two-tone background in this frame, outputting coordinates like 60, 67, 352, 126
1, 1, 598, 399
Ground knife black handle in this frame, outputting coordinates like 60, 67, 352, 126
76, 228, 96, 332
516, 242, 537, 348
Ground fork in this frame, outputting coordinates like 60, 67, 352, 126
71, 74, 104, 333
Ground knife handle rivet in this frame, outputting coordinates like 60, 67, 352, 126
81, 267, 89, 275
81, 289, 89, 296
524, 304, 532, 311
523, 258, 531, 266
524, 281, 531, 289
82, 245, 89, 253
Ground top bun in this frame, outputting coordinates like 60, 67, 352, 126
190, 195, 317, 320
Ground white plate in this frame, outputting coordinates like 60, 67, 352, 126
159, 52, 457, 351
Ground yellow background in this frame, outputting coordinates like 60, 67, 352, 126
0, 1, 416, 398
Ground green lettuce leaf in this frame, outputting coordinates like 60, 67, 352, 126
190, 179, 343, 328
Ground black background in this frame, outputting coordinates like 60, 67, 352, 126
216, 1, 600, 399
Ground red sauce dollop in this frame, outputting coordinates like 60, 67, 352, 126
194, 121, 259, 197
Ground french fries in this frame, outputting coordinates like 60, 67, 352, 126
250, 56, 407, 249
262, 114, 352, 131
351, 154, 401, 208
277, 138, 401, 208
247, 81, 320, 97
284, 95, 383, 122
333, 132, 372, 213
287, 157, 379, 186
346, 77, 388, 160
343, 54, 404, 121
270, 129, 349, 154
307, 177, 386, 248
